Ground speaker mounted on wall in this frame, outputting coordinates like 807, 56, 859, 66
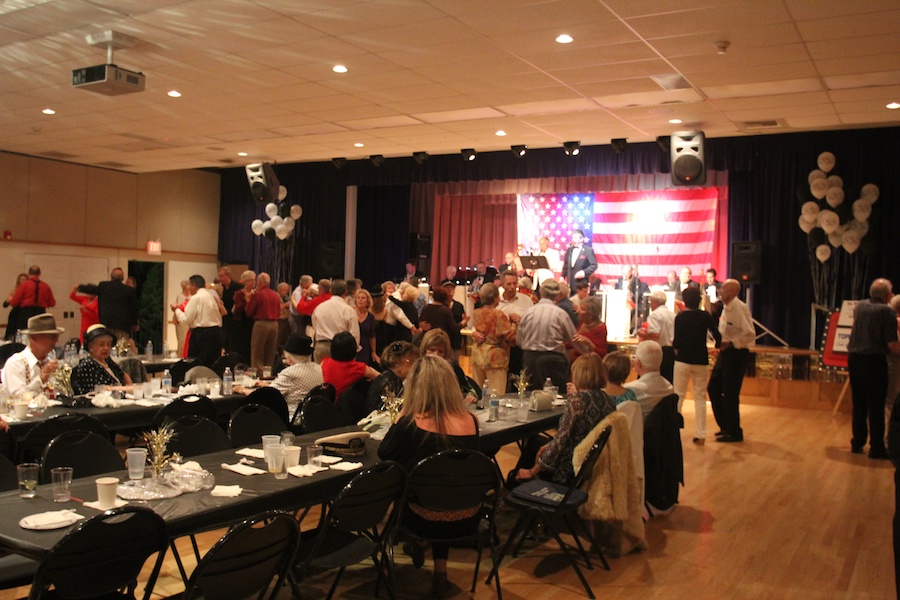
731, 241, 762, 285
245, 162, 280, 204
670, 130, 706, 186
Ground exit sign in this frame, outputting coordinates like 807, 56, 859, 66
146, 240, 162, 255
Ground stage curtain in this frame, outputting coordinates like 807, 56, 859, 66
355, 185, 411, 288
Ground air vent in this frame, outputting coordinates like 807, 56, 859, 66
740, 119, 782, 130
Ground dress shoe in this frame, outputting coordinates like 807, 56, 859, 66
692, 437, 705, 446
714, 431, 727, 437
403, 542, 425, 568
869, 448, 890, 460
851, 445, 864, 454
716, 434, 743, 443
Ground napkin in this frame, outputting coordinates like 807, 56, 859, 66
211, 485, 243, 497
235, 448, 266, 459
288, 464, 327, 477
0, 414, 17, 423
83, 499, 128, 510
170, 461, 202, 472
135, 399, 160, 407
20, 510, 84, 529
221, 462, 266, 476
329, 461, 363, 471
316, 455, 343, 465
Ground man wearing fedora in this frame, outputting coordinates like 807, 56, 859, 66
2, 314, 62, 397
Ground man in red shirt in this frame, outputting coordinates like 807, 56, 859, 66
245, 272, 281, 374
296, 279, 332, 317
9, 265, 55, 334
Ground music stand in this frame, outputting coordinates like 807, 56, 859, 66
520, 255, 550, 271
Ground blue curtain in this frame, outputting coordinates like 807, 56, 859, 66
354, 185, 411, 288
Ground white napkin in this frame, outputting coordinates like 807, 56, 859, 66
329, 461, 363, 471
45, 399, 63, 407
135, 399, 160, 407
235, 448, 266, 459
316, 455, 343, 465
178, 384, 198, 395
91, 395, 134, 408
288, 464, 327, 477
221, 462, 266, 476
211, 485, 243, 497
83, 499, 128, 510
170, 461, 202, 472
20, 510, 84, 529
0, 414, 17, 423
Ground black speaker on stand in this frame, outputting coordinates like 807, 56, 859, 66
670, 130, 706, 186
730, 241, 761, 285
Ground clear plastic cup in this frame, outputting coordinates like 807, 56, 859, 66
17, 463, 38, 499
51, 467, 73, 502
126, 448, 148, 481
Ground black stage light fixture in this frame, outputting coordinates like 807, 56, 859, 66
332, 157, 348, 169
461, 148, 476, 161
563, 141, 580, 156
413, 151, 429, 164
369, 154, 385, 167
656, 136, 670, 152
511, 145, 527, 157
611, 138, 628, 153
245, 162, 280, 204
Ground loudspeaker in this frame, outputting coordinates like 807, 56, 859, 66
317, 241, 343, 276
410, 233, 431, 259
731, 241, 761, 285
670, 130, 706, 186
244, 162, 280, 204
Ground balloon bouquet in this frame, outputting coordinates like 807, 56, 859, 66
250, 185, 302, 241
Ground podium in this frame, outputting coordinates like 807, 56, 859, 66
604, 289, 631, 340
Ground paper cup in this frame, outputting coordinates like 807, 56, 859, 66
132, 385, 144, 400
96, 477, 120, 509
261, 435, 280, 449
13, 403, 28, 420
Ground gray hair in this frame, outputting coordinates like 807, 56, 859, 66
635, 340, 663, 371
582, 297, 602, 322
480, 282, 500, 305
539, 279, 561, 301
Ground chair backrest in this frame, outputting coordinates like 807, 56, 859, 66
406, 449, 502, 515
167, 415, 232, 458
0, 342, 25, 369
330, 461, 406, 533
118, 357, 149, 384
211, 352, 245, 379
0, 426, 16, 461
246, 387, 290, 424
566, 425, 613, 503
29, 506, 168, 600
40, 431, 125, 483
299, 392, 346, 434
0, 454, 18, 492
228, 404, 288, 448
336, 386, 369, 424
182, 510, 300, 600
168, 358, 200, 386
152, 394, 217, 429
291, 383, 335, 427
19, 413, 110, 463
185, 365, 221, 383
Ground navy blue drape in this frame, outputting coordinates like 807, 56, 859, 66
354, 185, 411, 288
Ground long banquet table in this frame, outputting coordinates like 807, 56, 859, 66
0, 406, 563, 562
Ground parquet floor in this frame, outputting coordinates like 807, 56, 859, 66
1, 400, 894, 599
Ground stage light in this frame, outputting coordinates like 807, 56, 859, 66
563, 141, 580, 156
511, 145, 527, 157
369, 154, 385, 167
413, 151, 428, 164
611, 138, 628, 153
461, 148, 476, 161
332, 157, 348, 169
656, 136, 670, 152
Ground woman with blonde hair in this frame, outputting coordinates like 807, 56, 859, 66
603, 351, 636, 404
378, 355, 480, 597
382, 281, 418, 343
353, 288, 377, 365
419, 329, 478, 402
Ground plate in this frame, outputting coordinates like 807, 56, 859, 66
20, 510, 84, 530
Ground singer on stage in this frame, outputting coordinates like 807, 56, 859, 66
561, 229, 597, 294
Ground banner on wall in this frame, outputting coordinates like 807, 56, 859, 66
517, 188, 718, 285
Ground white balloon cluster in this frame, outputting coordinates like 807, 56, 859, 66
801, 151, 879, 262
249, 186, 303, 241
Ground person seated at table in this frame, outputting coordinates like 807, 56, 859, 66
471, 283, 515, 396
70, 324, 134, 395
418, 329, 478, 402
235, 333, 322, 418
1, 313, 63, 398
624, 340, 674, 418
377, 355, 481, 598
603, 351, 636, 404
366, 341, 420, 412
320, 331, 379, 398
567, 296, 608, 360
515, 353, 616, 486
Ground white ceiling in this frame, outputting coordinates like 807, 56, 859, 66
0, 0, 898, 173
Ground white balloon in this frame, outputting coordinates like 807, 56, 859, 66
817, 151, 836, 173
827, 175, 843, 189
250, 219, 264, 235
828, 229, 843, 247
275, 224, 289, 240
808, 169, 826, 184
290, 205, 302, 220
861, 183, 880, 204
852, 199, 872, 222
817, 209, 839, 233
278, 185, 287, 201
265, 203, 278, 218
799, 215, 815, 233
801, 201, 820, 217
842, 229, 861, 254
815, 244, 831, 263
810, 178, 827, 200
825, 187, 844, 207
847, 218, 869, 238
263, 220, 271, 230
283, 217, 294, 229
270, 215, 283, 228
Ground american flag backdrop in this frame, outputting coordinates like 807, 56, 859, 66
518, 188, 719, 284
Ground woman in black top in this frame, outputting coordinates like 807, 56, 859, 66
366, 341, 419, 412
672, 286, 722, 445
70, 324, 134, 395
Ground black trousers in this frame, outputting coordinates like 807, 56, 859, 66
849, 352, 888, 452
188, 326, 223, 368
660, 345, 675, 384
523, 350, 568, 390
708, 346, 749, 437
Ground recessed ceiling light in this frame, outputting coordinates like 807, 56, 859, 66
333, 65, 348, 74
669, 118, 682, 124
238, 152, 248, 157
887, 102, 900, 110
495, 130, 507, 137
556, 34, 573, 44
354, 142, 365, 148
167, 90, 181, 98
41, 108, 55, 115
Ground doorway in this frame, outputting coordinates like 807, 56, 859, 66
127, 261, 164, 353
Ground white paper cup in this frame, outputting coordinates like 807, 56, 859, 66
261, 435, 280, 449
132, 386, 144, 400
284, 445, 301, 470
150, 378, 162, 392
96, 477, 119, 509
13, 403, 28, 420
143, 381, 153, 397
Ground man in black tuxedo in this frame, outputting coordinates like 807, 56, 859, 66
674, 267, 701, 302
78, 267, 138, 342
560, 230, 597, 294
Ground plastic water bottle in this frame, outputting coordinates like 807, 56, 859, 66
234, 366, 244, 387
145, 340, 153, 359
222, 367, 234, 395
543, 377, 553, 393
161, 369, 172, 392
162, 341, 169, 357
488, 391, 500, 422
478, 379, 489, 410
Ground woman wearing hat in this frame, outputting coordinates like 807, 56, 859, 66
70, 324, 133, 395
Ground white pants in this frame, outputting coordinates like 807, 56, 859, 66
674, 361, 710, 438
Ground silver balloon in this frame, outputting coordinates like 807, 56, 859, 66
270, 215, 283, 229
810, 178, 827, 200
798, 215, 815, 233
861, 183, 880, 204
825, 187, 844, 207
808, 169, 826, 184
817, 209, 839, 233
826, 175, 843, 189
847, 219, 869, 237
801, 201, 820, 217
283, 216, 295, 229
815, 244, 831, 263
827, 228, 844, 247
265, 203, 278, 218
278, 185, 288, 201
250, 219, 264, 235
817, 151, 836, 173
852, 199, 872, 222
842, 229, 861, 254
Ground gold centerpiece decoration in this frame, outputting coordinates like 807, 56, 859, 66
142, 422, 182, 478
48, 362, 74, 397
381, 389, 404, 424
513, 368, 530, 400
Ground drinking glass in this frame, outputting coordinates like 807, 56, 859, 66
17, 463, 39, 499
266, 444, 286, 479
51, 467, 73, 502
306, 444, 323, 467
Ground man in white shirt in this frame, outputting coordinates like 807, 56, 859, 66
2, 313, 62, 398
625, 340, 675, 419
531, 236, 560, 289
708, 279, 756, 442
311, 279, 360, 363
289, 275, 313, 334
518, 279, 580, 389
638, 291, 676, 383
182, 274, 225, 367
496, 269, 535, 390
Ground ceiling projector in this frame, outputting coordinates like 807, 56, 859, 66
72, 64, 145, 95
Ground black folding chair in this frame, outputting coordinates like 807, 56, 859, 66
0, 343, 25, 369
401, 449, 503, 598
292, 461, 406, 600
488, 425, 613, 599
0, 427, 16, 461
211, 352, 245, 379
168, 358, 200, 386
40, 431, 124, 483
181, 510, 300, 600
184, 365, 220, 383
27, 506, 168, 600
18, 413, 110, 463
151, 394, 217, 429
228, 404, 288, 448
0, 454, 39, 591
291, 383, 335, 430
246, 386, 290, 425
166, 415, 232, 458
